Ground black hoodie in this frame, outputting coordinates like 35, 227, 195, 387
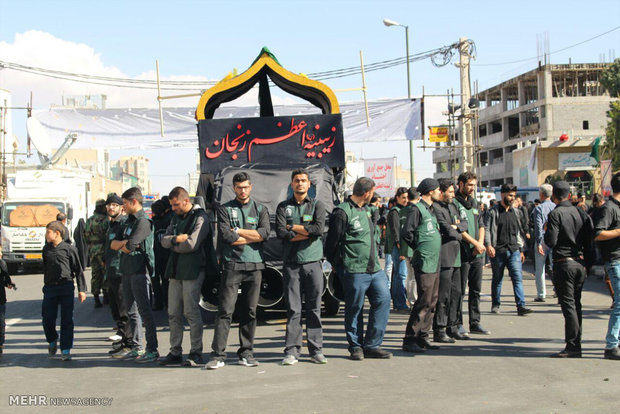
42, 241, 87, 293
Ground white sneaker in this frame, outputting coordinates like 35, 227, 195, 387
108, 334, 122, 342
204, 359, 225, 370
281, 355, 298, 366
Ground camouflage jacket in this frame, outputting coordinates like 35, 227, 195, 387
84, 213, 109, 255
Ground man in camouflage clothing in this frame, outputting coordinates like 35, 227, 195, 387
84, 199, 109, 308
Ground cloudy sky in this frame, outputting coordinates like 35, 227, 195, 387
0, 0, 618, 193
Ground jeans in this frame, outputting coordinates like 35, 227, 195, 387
384, 252, 393, 289
604, 260, 620, 349
491, 250, 526, 309
534, 245, 553, 298
341, 270, 390, 352
211, 269, 261, 359
168, 272, 205, 356
41, 283, 75, 351
123, 273, 158, 353
554, 260, 586, 351
283, 261, 324, 357
391, 247, 409, 310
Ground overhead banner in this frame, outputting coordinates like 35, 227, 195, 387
428, 126, 448, 142
363, 157, 396, 197
601, 159, 612, 196
32, 98, 424, 150
198, 114, 345, 173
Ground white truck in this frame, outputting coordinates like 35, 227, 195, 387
1, 168, 91, 273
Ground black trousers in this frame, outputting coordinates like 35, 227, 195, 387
107, 277, 129, 341
151, 273, 169, 309
433, 267, 461, 332
459, 256, 484, 328
283, 261, 324, 357
554, 260, 586, 351
211, 269, 261, 359
404, 270, 440, 342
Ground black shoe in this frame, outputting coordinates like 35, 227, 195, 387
349, 348, 364, 361
94, 295, 103, 308
402, 342, 426, 353
102, 292, 109, 305
534, 297, 546, 303
158, 352, 183, 366
604, 347, 620, 360
517, 307, 533, 316
418, 338, 440, 350
363, 347, 392, 359
469, 324, 491, 335
550, 349, 582, 358
184, 353, 204, 367
433, 331, 455, 343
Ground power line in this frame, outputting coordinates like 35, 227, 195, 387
473, 25, 620, 67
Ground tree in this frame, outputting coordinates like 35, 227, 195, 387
601, 59, 620, 169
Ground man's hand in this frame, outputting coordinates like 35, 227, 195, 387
175, 234, 189, 243
537, 244, 544, 256
525, 233, 531, 240
399, 256, 406, 260
520, 252, 525, 263
487, 245, 496, 258
473, 241, 486, 255
78, 292, 86, 303
110, 240, 127, 251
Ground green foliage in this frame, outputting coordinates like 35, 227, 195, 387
601, 59, 620, 169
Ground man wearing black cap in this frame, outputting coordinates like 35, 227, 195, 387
325, 177, 391, 361
402, 178, 443, 353
593, 172, 620, 360
544, 181, 593, 358
485, 184, 532, 316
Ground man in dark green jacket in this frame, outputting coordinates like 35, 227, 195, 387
159, 186, 211, 367
325, 177, 392, 361
276, 169, 327, 365
402, 178, 442, 353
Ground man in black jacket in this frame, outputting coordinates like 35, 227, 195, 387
544, 181, 592, 358
432, 179, 468, 342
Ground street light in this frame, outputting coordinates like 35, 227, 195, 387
383, 18, 414, 187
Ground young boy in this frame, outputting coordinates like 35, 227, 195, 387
42, 221, 87, 361
0, 251, 15, 358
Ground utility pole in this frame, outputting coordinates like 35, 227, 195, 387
457, 37, 473, 174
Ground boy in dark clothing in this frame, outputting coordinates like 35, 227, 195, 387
0, 251, 15, 357
42, 221, 87, 361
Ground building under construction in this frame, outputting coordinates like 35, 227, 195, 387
433, 62, 614, 196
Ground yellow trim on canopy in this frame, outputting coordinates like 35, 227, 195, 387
196, 54, 340, 120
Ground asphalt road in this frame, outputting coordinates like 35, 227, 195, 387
0, 263, 618, 413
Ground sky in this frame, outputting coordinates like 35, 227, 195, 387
0, 0, 619, 194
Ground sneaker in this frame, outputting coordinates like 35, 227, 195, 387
159, 352, 183, 366
48, 341, 58, 356
470, 324, 491, 335
0, 345, 3, 357
109, 346, 130, 357
402, 342, 426, 353
550, 349, 582, 358
135, 350, 159, 364
61, 349, 71, 361
111, 340, 124, 350
363, 347, 392, 359
282, 354, 298, 366
491, 306, 500, 314
238, 355, 259, 367
517, 307, 533, 316
604, 346, 620, 360
183, 353, 204, 367
310, 353, 328, 364
108, 334, 122, 342
119, 349, 144, 361
204, 359, 225, 370
349, 347, 364, 361
534, 297, 546, 303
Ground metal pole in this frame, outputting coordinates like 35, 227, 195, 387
405, 26, 415, 187
359, 51, 370, 127
155, 60, 165, 137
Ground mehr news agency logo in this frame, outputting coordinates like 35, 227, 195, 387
8, 395, 113, 407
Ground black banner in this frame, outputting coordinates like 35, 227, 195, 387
198, 114, 344, 173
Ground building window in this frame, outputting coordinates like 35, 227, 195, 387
583, 120, 589, 130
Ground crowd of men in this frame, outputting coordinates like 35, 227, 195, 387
4, 167, 619, 365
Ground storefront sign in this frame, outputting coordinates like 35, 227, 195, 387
558, 152, 596, 171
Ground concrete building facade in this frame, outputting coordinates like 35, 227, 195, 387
433, 63, 614, 195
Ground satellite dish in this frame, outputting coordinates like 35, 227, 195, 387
26, 118, 52, 158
